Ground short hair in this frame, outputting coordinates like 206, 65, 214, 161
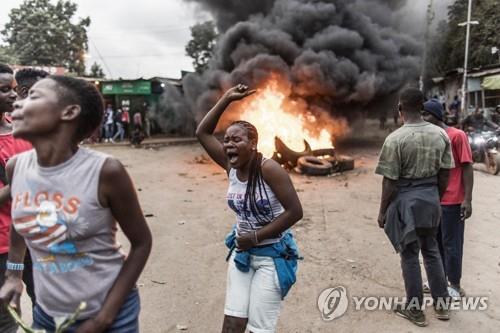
15, 68, 49, 88
0, 63, 13, 75
47, 76, 104, 141
400, 88, 424, 112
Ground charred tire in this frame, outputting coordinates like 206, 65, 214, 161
297, 156, 333, 176
335, 155, 355, 172
312, 148, 336, 158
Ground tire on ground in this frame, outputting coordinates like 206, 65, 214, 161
336, 155, 355, 172
297, 156, 333, 176
312, 148, 336, 158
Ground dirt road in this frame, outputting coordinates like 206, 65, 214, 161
20, 139, 500, 332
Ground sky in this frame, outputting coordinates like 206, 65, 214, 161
0, 0, 453, 80
0, 0, 210, 79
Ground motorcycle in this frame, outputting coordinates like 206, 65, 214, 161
468, 131, 500, 175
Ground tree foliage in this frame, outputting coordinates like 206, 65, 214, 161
89, 61, 105, 78
0, 45, 18, 64
185, 21, 218, 74
435, 0, 500, 73
1, 0, 90, 75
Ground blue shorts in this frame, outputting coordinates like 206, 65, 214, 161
32, 288, 140, 333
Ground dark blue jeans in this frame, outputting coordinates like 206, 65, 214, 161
438, 204, 465, 286
33, 288, 140, 333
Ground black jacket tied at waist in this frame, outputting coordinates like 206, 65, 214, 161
384, 176, 441, 253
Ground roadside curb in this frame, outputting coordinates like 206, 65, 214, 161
85, 137, 198, 149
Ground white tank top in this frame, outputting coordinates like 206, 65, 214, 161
226, 159, 285, 246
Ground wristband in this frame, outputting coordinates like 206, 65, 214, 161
6, 261, 24, 271
253, 230, 259, 245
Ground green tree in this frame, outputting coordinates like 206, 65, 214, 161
185, 21, 218, 73
89, 61, 105, 78
439, 0, 500, 72
0, 45, 18, 64
2, 0, 90, 75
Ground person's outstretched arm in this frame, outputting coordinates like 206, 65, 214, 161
195, 84, 255, 170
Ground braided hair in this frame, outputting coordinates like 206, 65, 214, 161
231, 121, 275, 226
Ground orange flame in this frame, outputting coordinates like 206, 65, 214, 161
230, 76, 349, 157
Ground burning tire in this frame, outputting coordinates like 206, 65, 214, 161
312, 148, 336, 158
297, 156, 333, 176
335, 155, 355, 172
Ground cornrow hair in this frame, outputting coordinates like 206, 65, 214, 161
231, 121, 275, 226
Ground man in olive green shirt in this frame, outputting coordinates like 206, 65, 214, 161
376, 88, 454, 327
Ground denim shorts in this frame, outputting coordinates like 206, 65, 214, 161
33, 288, 140, 333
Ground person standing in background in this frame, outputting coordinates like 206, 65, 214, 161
113, 108, 125, 142
104, 104, 115, 143
121, 107, 130, 138
421, 99, 473, 298
133, 111, 142, 130
12, 67, 48, 308
0, 63, 32, 333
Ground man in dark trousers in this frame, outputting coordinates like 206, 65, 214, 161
376, 88, 453, 327
422, 99, 473, 297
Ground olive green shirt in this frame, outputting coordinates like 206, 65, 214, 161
376, 122, 455, 180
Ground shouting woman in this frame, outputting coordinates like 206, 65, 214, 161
196, 84, 303, 333
0, 76, 152, 333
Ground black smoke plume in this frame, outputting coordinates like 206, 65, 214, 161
160, 0, 425, 134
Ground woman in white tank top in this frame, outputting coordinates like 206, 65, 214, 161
196, 84, 303, 333
0, 76, 152, 333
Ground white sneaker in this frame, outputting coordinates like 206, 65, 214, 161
447, 286, 461, 299
424, 281, 461, 299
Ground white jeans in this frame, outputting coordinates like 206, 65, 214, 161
224, 254, 282, 333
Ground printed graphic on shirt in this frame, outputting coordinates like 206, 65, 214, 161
227, 193, 274, 234
13, 191, 94, 274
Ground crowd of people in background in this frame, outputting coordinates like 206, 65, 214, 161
431, 93, 500, 134
384, 91, 500, 135
88, 103, 149, 145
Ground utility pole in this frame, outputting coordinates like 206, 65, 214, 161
458, 0, 479, 118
